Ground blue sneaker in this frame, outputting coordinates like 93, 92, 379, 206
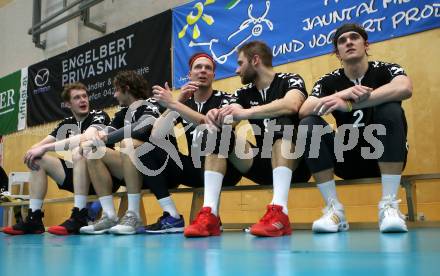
86, 201, 102, 222
145, 212, 185, 234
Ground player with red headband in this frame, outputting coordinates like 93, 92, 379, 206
139, 52, 242, 234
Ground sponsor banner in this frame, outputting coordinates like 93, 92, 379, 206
172, 0, 440, 87
27, 10, 172, 126
0, 69, 27, 135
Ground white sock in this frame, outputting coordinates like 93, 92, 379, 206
74, 195, 87, 210
158, 196, 180, 219
317, 180, 342, 208
127, 193, 141, 218
29, 199, 43, 212
203, 171, 223, 216
271, 166, 292, 214
381, 174, 401, 200
99, 195, 116, 219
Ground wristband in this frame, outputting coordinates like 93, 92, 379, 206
345, 100, 353, 112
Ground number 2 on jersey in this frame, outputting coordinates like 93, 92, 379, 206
352, 110, 365, 128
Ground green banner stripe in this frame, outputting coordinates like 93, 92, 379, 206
0, 70, 23, 135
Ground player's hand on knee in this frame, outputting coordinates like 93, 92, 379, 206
337, 85, 372, 103
97, 131, 108, 144
314, 95, 349, 115
80, 140, 97, 158
206, 108, 221, 130
24, 147, 45, 170
218, 106, 234, 125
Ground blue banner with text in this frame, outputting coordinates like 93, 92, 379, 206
173, 0, 439, 87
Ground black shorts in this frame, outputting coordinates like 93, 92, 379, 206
141, 149, 242, 189
59, 158, 122, 194
301, 108, 408, 179
333, 139, 408, 180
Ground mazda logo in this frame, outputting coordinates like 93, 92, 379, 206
34, 68, 50, 87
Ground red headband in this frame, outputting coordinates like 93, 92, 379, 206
189, 53, 216, 70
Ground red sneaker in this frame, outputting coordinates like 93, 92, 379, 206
47, 207, 88, 235
3, 209, 45, 235
184, 207, 221, 237
250, 204, 292, 237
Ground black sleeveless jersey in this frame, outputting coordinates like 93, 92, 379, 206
178, 90, 234, 155
108, 98, 164, 142
49, 109, 110, 140
310, 61, 407, 128
231, 72, 307, 147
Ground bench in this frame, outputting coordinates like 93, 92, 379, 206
1, 173, 439, 229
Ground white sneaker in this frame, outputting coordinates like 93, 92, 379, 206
109, 211, 143, 235
80, 213, 118, 234
312, 200, 349, 233
379, 195, 408, 233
